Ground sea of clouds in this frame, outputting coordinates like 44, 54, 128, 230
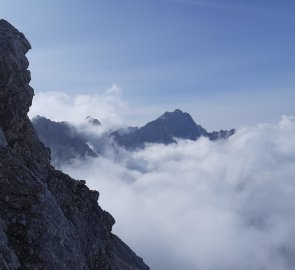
30, 88, 295, 270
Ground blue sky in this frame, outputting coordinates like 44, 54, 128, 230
1, 0, 295, 129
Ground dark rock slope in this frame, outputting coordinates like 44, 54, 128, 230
0, 19, 149, 270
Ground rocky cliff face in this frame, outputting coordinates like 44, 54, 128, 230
0, 19, 149, 270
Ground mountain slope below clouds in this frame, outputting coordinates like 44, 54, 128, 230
0, 19, 149, 270
32, 115, 98, 166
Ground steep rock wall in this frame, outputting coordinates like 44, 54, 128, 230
0, 19, 149, 270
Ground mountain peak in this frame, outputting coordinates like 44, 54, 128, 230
159, 109, 192, 121
164, 109, 184, 115
113, 109, 234, 149
86, 116, 101, 126
113, 109, 208, 149
173, 108, 183, 113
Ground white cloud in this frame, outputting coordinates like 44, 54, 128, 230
28, 84, 127, 130
58, 115, 295, 270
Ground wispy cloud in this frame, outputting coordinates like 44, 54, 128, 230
29, 84, 128, 129
168, 0, 234, 9
166, 0, 295, 22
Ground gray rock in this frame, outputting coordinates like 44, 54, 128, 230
0, 127, 7, 147
0, 19, 149, 270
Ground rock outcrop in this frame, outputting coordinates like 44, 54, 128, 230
0, 19, 149, 270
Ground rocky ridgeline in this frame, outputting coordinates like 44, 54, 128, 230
112, 109, 235, 150
32, 111, 235, 166
0, 20, 149, 270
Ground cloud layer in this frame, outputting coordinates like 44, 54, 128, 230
56, 114, 295, 270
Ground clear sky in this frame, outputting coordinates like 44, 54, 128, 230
1, 0, 295, 129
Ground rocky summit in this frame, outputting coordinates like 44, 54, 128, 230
0, 19, 149, 270
112, 109, 235, 150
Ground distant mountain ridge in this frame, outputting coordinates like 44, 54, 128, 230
32, 109, 234, 165
112, 109, 235, 149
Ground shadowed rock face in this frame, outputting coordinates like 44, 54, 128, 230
0, 19, 149, 270
0, 20, 50, 176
